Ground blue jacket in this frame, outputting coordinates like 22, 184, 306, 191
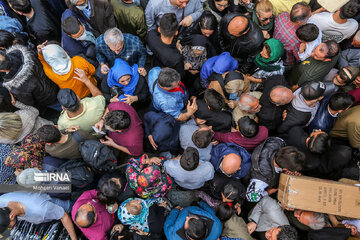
307, 95, 336, 133
164, 201, 222, 240
148, 67, 188, 119
211, 143, 252, 179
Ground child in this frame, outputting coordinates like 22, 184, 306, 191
296, 23, 322, 61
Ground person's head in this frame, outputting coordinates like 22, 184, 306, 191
238, 93, 261, 113
227, 15, 250, 37
220, 153, 241, 177
184, 214, 207, 240
57, 88, 81, 113
0, 207, 11, 233
213, 0, 229, 12
37, 125, 62, 144
311, 41, 339, 62
0, 30, 16, 50
224, 71, 245, 94
339, 0, 359, 19
75, 203, 97, 228
0, 113, 22, 140
294, 210, 326, 230
255, 0, 273, 26
159, 13, 178, 38
215, 203, 233, 222
180, 147, 200, 171
199, 11, 218, 37
62, 16, 86, 39
265, 225, 298, 240
260, 43, 271, 59
104, 28, 124, 55
290, 2, 311, 25
300, 81, 325, 105
296, 23, 319, 42
274, 146, 306, 172
204, 88, 226, 111
97, 177, 122, 205
237, 116, 259, 138
157, 68, 181, 90
221, 182, 239, 202
0, 50, 12, 72
170, 0, 189, 9
334, 66, 360, 86
126, 199, 143, 215
192, 125, 212, 148
7, 0, 32, 14
42, 44, 72, 75
69, 0, 88, 10
306, 130, 328, 154
270, 86, 294, 106
329, 92, 355, 113
104, 110, 131, 132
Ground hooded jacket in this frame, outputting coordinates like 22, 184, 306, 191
2, 44, 58, 108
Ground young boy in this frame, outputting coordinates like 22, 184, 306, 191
296, 23, 322, 61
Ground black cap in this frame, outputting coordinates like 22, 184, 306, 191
57, 88, 78, 108
301, 81, 326, 101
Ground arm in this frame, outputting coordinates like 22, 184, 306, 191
104, 2, 117, 29
100, 136, 132, 155
95, 39, 108, 65
145, 2, 156, 31
136, 14, 147, 40
176, 99, 198, 122
213, 132, 231, 143
137, 39, 147, 68
73, 68, 102, 97
199, 201, 215, 215
164, 209, 181, 236
189, 0, 203, 23
61, 212, 78, 240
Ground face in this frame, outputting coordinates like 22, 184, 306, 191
260, 45, 270, 59
159, 81, 180, 91
265, 227, 282, 240
257, 11, 273, 25
71, 24, 85, 39
200, 28, 214, 37
118, 75, 131, 86
248, 98, 262, 113
108, 41, 124, 55
192, 49, 204, 57
173, 0, 189, 9
311, 43, 329, 61
294, 210, 314, 226
214, 0, 229, 12
111, 177, 122, 189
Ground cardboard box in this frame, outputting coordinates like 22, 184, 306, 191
318, 0, 350, 12
278, 174, 360, 218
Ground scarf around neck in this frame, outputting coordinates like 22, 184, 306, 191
252, 11, 274, 32
254, 38, 284, 72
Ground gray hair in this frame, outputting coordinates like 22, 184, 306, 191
69, 0, 80, 5
308, 212, 326, 230
104, 28, 124, 47
238, 93, 257, 111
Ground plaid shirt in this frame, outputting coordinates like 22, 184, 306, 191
95, 33, 146, 67
273, 12, 300, 66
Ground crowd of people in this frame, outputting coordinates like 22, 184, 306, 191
0, 0, 359, 239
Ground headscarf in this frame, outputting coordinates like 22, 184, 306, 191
254, 38, 284, 72
107, 59, 139, 101
252, 11, 274, 32
42, 44, 72, 75
224, 71, 250, 94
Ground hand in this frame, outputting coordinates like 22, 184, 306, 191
95, 119, 105, 132
121, 94, 138, 105
234, 202, 241, 215
149, 157, 162, 165
186, 98, 198, 115
133, 228, 150, 236
158, 201, 167, 208
345, 223, 358, 236
175, 206, 183, 210
110, 94, 120, 103
9, 91, 16, 105
111, 224, 124, 234
73, 68, 89, 83
311, 6, 326, 16
262, 30, 270, 39
179, 15, 193, 27
231, 127, 237, 132
176, 40, 183, 53
100, 63, 110, 74
247, 221, 257, 234
266, 188, 278, 195
138, 67, 147, 77
188, 69, 199, 75
184, 62, 192, 71
65, 125, 80, 133
282, 110, 287, 121
281, 203, 295, 211
100, 136, 116, 148
14, 169, 23, 176
148, 135, 158, 150
241, 0, 250, 4
299, 42, 306, 54
227, 100, 237, 109
284, 170, 302, 176
211, 140, 219, 146
37, 40, 48, 53
354, 75, 360, 88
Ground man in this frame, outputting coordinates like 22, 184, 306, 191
273, 2, 311, 65
210, 142, 251, 179
0, 191, 77, 240
285, 209, 326, 231
269, 0, 310, 17
65, 0, 116, 37
246, 138, 306, 202
309, 0, 359, 43
220, 13, 264, 74
95, 27, 146, 75
289, 40, 340, 88
57, 73, 105, 133
72, 189, 114, 240
111, 0, 147, 40
94, 101, 144, 156
232, 92, 262, 125
164, 201, 222, 240
145, 0, 203, 31
8, 0, 61, 45
146, 13, 184, 77
324, 66, 360, 94
164, 147, 215, 190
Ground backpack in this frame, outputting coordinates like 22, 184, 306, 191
55, 159, 94, 189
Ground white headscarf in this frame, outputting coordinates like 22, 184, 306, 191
42, 44, 72, 75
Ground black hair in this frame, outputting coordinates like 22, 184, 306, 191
37, 125, 62, 143
186, 217, 207, 240
75, 209, 96, 228
97, 178, 122, 205
0, 30, 15, 49
275, 146, 306, 171
301, 81, 325, 101
158, 68, 181, 87
0, 50, 12, 71
324, 40, 339, 58
222, 183, 239, 201
65, 101, 81, 113
0, 207, 10, 233
296, 23, 319, 42
277, 225, 298, 240
204, 88, 225, 111
180, 147, 200, 171
160, 13, 178, 38
237, 116, 259, 138
339, 0, 359, 19
62, 16, 81, 35
329, 92, 355, 111
338, 68, 358, 84
215, 203, 233, 222
7, 0, 32, 13
192, 129, 212, 148
307, 132, 329, 154
290, 1, 310, 23
199, 11, 218, 30
105, 110, 131, 130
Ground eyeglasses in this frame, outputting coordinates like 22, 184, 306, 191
257, 13, 274, 22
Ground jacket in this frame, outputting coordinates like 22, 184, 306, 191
210, 143, 252, 179
250, 137, 286, 187
2, 44, 58, 108
308, 94, 336, 133
338, 48, 360, 69
65, 0, 116, 37
220, 13, 264, 74
164, 201, 222, 240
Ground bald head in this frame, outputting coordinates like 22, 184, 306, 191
239, 93, 259, 112
270, 86, 294, 106
222, 153, 241, 175
75, 204, 96, 228
290, 2, 311, 24
228, 16, 249, 37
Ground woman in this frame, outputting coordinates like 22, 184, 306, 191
252, 0, 274, 39
107, 59, 149, 109
204, 0, 230, 25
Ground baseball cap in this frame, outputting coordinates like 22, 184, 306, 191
301, 81, 326, 101
57, 88, 78, 108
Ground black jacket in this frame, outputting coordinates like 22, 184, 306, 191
277, 104, 311, 134
250, 137, 286, 187
2, 45, 59, 108
220, 13, 264, 74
